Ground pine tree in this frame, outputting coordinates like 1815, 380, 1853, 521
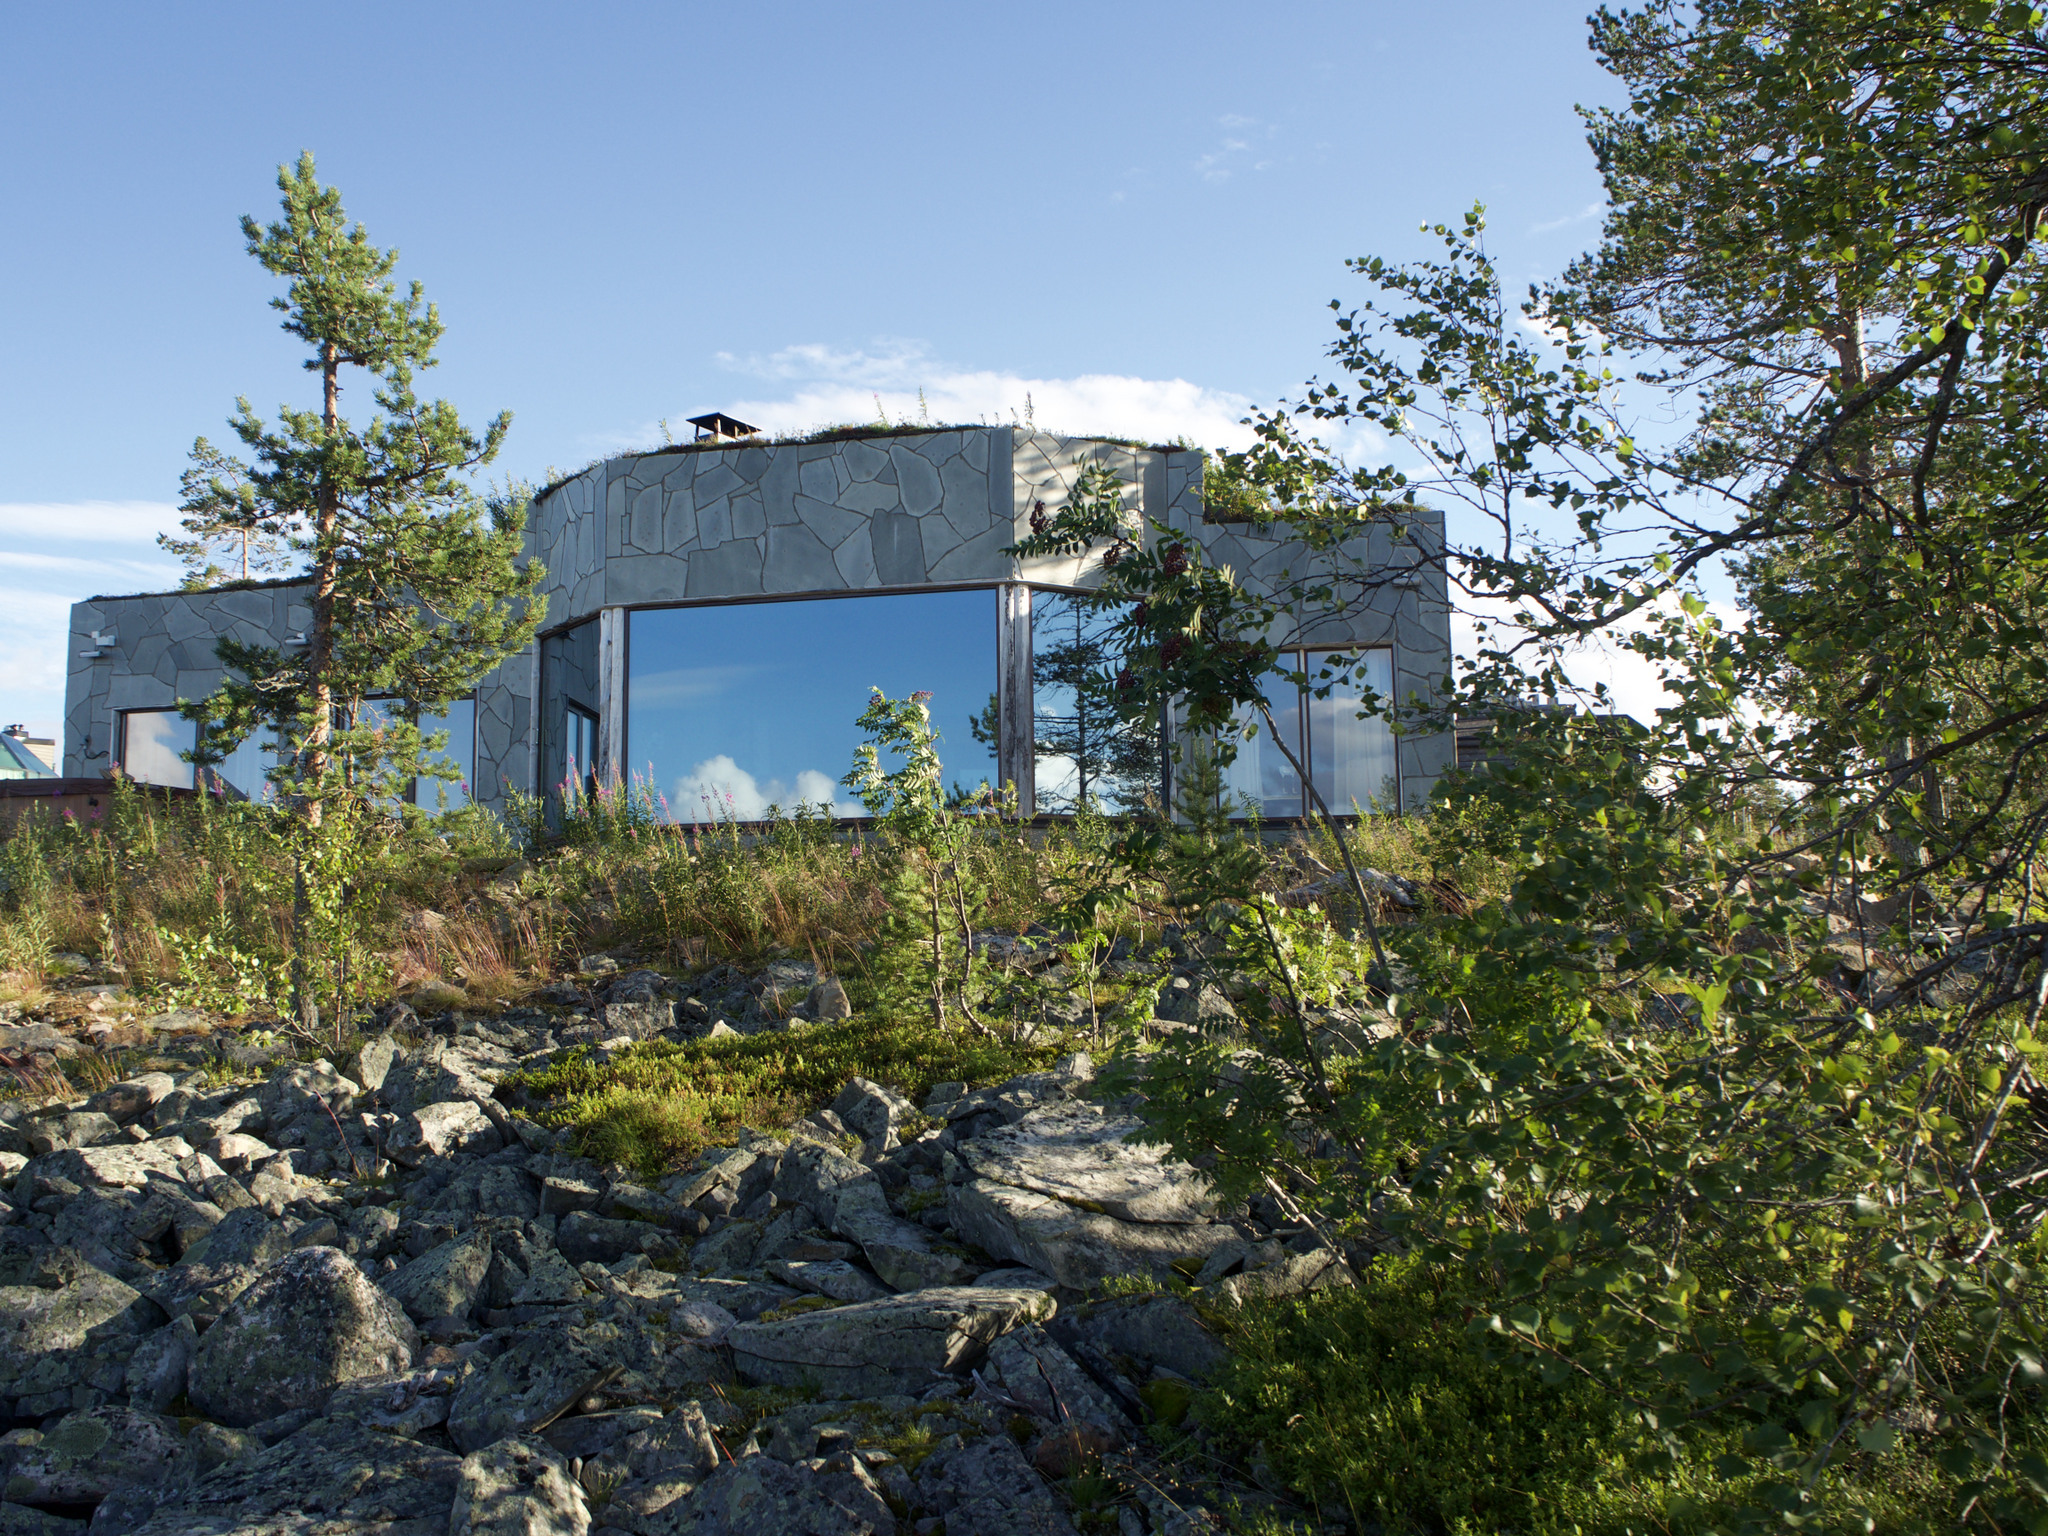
161, 437, 294, 587
184, 153, 544, 1035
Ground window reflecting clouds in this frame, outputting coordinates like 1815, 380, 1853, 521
628, 591, 997, 821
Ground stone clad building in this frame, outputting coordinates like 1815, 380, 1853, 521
63, 426, 1454, 820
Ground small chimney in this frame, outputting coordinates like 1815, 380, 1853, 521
687, 411, 761, 443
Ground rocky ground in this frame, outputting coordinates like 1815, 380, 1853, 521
0, 955, 1360, 1536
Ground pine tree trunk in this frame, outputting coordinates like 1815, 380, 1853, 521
292, 340, 343, 1039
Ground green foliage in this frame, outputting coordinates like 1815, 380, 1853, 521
172, 154, 544, 1037
508, 1014, 1076, 1175
845, 689, 1014, 1033
1205, 1259, 1963, 1536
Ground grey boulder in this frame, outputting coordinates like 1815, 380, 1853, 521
668, 1453, 876, 1536
0, 1405, 183, 1507
186, 1246, 418, 1427
446, 1320, 616, 1454
126, 1415, 461, 1536
916, 1432, 1079, 1536
728, 1285, 1053, 1397
954, 1101, 1217, 1224
0, 1271, 163, 1417
386, 1100, 502, 1166
381, 1226, 494, 1324
450, 1436, 589, 1536
948, 1179, 1239, 1290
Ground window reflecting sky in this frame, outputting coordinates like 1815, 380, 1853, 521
627, 591, 997, 821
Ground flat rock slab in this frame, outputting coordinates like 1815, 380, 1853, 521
127, 1414, 462, 1536
948, 1179, 1239, 1291
728, 1286, 1054, 1398
955, 1101, 1216, 1224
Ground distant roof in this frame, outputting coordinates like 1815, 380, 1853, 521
0, 732, 55, 778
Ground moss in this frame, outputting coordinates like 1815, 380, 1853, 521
508, 1014, 1076, 1176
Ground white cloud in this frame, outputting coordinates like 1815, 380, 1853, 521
625, 339, 1260, 453
670, 754, 853, 821
0, 503, 189, 739
0, 500, 182, 544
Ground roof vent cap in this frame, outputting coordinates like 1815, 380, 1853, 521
687, 411, 761, 442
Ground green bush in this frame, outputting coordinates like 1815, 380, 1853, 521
1201, 1259, 1964, 1536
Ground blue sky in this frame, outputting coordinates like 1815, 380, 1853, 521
0, 1, 1631, 741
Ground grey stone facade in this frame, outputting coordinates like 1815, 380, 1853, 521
65, 428, 1453, 814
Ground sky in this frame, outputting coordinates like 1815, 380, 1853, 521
0, 0, 1656, 747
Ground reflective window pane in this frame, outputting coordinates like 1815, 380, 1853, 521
628, 591, 997, 821
1307, 649, 1398, 814
209, 732, 277, 801
122, 710, 194, 789
416, 699, 476, 811
540, 619, 602, 807
1029, 591, 1160, 814
1218, 667, 1303, 819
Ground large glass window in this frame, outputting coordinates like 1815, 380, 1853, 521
121, 710, 195, 789
1028, 591, 1161, 814
355, 696, 476, 809
1218, 648, 1397, 817
628, 591, 998, 821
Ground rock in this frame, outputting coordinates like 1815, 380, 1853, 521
259, 1059, 361, 1123
84, 1075, 176, 1128
382, 1226, 494, 1324
145, 1206, 288, 1324
766, 1259, 892, 1304
411, 978, 471, 1012
380, 1037, 500, 1114
1058, 1295, 1227, 1378
1212, 1245, 1355, 1306
806, 978, 853, 1020
600, 998, 673, 1039
186, 1246, 419, 1427
324, 1369, 457, 1439
354, 1034, 400, 1096
23, 1114, 122, 1155
916, 1433, 1078, 1536
973, 1267, 1058, 1291
985, 1326, 1130, 1443
0, 1272, 163, 1418
541, 1174, 604, 1216
955, 1101, 1216, 1223
122, 1315, 196, 1412
446, 1319, 616, 1453
0, 1503, 85, 1534
829, 1077, 913, 1148
617, 1405, 721, 1481
386, 1100, 503, 1166
771, 1141, 873, 1226
204, 1131, 278, 1175
947, 1179, 1239, 1291
126, 1415, 461, 1536
451, 1436, 590, 1536
135, 1009, 213, 1038
675, 1453, 875, 1536
831, 1190, 973, 1294
556, 1211, 675, 1266
1154, 978, 1236, 1031
728, 1285, 1054, 1397
0, 1405, 182, 1506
